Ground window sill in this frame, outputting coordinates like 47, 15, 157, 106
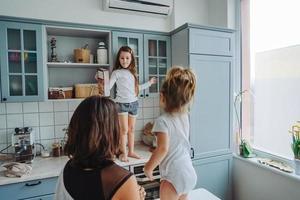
233, 153, 300, 183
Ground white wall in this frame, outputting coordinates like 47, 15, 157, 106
207, 0, 227, 27
0, 0, 235, 31
233, 157, 300, 200
0, 0, 171, 31
171, 0, 209, 29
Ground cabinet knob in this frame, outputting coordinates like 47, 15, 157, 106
140, 94, 144, 97
145, 94, 149, 97
2, 98, 7, 101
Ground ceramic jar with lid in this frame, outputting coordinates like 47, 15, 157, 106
97, 42, 108, 64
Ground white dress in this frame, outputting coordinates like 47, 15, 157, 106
152, 112, 197, 194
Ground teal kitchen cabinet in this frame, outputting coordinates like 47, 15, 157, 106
193, 154, 232, 200
0, 21, 45, 102
143, 34, 171, 97
171, 24, 235, 200
0, 177, 57, 200
112, 31, 170, 98
189, 54, 233, 158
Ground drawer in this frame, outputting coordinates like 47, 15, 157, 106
23, 194, 54, 200
0, 177, 57, 200
189, 28, 234, 56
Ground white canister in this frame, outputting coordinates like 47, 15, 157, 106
97, 42, 108, 64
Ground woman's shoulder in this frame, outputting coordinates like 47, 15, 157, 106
112, 175, 140, 200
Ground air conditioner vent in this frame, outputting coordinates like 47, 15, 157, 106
103, 0, 173, 16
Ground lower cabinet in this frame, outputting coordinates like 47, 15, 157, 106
0, 177, 57, 200
193, 154, 232, 200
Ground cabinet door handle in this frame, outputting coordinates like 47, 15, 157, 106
2, 98, 7, 101
140, 94, 144, 97
25, 181, 41, 187
145, 94, 149, 97
190, 147, 195, 159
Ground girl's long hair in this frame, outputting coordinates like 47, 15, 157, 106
114, 46, 139, 96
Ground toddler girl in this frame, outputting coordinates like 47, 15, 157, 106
144, 66, 197, 200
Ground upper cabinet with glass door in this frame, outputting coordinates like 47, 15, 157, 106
112, 32, 170, 98
144, 34, 170, 97
0, 21, 44, 102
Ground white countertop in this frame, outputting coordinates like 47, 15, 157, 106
0, 144, 152, 186
156, 188, 221, 200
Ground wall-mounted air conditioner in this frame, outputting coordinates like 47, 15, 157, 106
103, 0, 173, 16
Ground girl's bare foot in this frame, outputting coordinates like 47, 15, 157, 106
128, 152, 141, 159
119, 153, 129, 162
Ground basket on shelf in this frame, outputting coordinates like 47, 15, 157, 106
74, 48, 90, 63
74, 84, 99, 98
48, 87, 73, 99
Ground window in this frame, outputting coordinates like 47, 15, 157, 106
242, 0, 300, 159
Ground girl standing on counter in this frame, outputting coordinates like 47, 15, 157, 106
108, 46, 156, 162
144, 67, 197, 200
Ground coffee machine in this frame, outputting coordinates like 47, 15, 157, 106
12, 127, 35, 163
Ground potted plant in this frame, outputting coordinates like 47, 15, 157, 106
289, 122, 300, 175
234, 90, 255, 158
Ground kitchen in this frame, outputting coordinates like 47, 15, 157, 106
0, 0, 300, 200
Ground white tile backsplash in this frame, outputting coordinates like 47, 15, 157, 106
40, 139, 55, 152
39, 112, 54, 126
24, 113, 39, 127
143, 98, 154, 107
33, 127, 40, 142
54, 112, 69, 125
137, 108, 143, 119
68, 100, 81, 111
54, 101, 68, 112
23, 102, 39, 113
0, 115, 6, 129
7, 114, 23, 128
6, 103, 22, 114
55, 125, 68, 139
153, 97, 160, 106
143, 107, 154, 119
135, 119, 144, 131
154, 107, 160, 118
39, 101, 53, 112
40, 126, 55, 140
1, 97, 160, 149
6, 129, 14, 144
0, 103, 6, 114
0, 129, 7, 144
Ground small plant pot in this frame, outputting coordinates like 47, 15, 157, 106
294, 159, 300, 175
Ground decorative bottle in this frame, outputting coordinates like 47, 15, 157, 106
97, 42, 108, 64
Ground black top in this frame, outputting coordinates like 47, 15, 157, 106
63, 159, 133, 200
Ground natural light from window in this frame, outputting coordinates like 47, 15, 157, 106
250, 0, 300, 159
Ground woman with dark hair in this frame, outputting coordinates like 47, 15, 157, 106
55, 96, 145, 200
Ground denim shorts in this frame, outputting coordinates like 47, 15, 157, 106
116, 101, 139, 117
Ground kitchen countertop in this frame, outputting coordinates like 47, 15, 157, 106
0, 144, 152, 186
156, 188, 220, 200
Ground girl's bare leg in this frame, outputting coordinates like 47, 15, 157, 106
118, 114, 129, 162
160, 180, 179, 200
127, 115, 141, 159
